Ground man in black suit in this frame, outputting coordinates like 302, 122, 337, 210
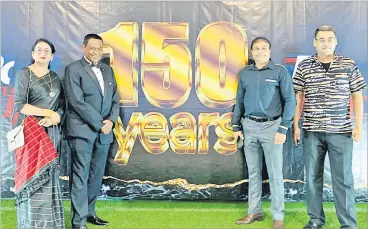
64, 34, 119, 229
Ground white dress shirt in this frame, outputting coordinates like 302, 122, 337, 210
84, 56, 104, 96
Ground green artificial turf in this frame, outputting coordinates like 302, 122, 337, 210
1, 200, 367, 228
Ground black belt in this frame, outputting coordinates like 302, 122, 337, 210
246, 115, 280, 123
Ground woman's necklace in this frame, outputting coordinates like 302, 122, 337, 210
41, 72, 55, 97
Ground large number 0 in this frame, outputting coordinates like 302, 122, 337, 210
195, 22, 248, 108
141, 23, 192, 108
100, 22, 139, 107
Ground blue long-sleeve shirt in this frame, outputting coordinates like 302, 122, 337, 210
231, 60, 296, 135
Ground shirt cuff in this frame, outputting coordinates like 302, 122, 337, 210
232, 125, 242, 132
294, 87, 304, 92
277, 125, 288, 135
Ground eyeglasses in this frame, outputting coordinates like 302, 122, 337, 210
36, 49, 51, 55
315, 37, 336, 44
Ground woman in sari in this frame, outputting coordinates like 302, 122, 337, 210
12, 38, 66, 228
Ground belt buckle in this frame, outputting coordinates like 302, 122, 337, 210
249, 116, 263, 122
249, 116, 257, 121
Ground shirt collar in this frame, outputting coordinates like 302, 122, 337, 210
249, 59, 275, 70
312, 53, 343, 64
84, 55, 100, 68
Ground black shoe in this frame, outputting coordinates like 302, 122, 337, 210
72, 225, 88, 229
303, 222, 323, 229
86, 216, 109, 226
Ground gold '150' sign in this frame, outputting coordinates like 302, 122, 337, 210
99, 22, 248, 164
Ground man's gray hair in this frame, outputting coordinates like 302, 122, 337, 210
315, 25, 336, 38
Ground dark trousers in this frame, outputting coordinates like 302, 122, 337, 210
69, 137, 110, 227
303, 131, 357, 228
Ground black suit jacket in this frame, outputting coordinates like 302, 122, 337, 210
64, 57, 120, 144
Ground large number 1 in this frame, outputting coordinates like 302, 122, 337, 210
100, 22, 139, 107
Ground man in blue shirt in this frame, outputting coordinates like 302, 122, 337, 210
232, 37, 296, 229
